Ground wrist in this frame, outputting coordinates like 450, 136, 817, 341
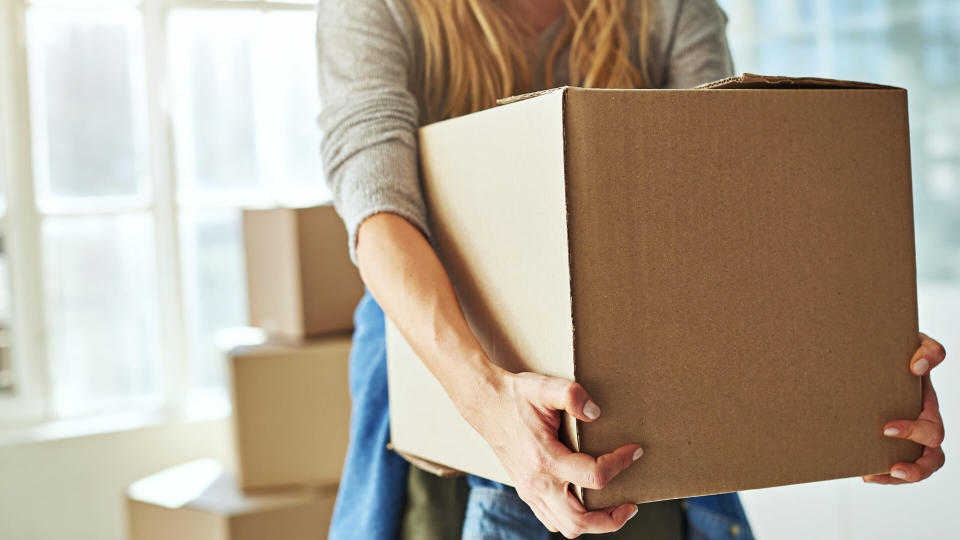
438, 347, 508, 425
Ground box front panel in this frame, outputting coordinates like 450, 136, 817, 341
563, 88, 921, 507
229, 497, 335, 540
230, 339, 351, 490
243, 209, 305, 337
127, 500, 225, 540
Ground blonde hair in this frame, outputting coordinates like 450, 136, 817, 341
409, 0, 651, 122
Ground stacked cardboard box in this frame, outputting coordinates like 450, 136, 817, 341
233, 204, 361, 492
228, 338, 352, 491
128, 205, 361, 539
127, 460, 336, 540
242, 205, 365, 338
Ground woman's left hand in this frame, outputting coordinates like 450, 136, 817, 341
863, 332, 947, 484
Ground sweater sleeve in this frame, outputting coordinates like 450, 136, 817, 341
662, 0, 735, 88
315, 0, 429, 264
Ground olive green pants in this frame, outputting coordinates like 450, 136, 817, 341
399, 467, 684, 540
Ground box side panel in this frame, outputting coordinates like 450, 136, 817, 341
386, 319, 511, 484
243, 209, 305, 337
387, 91, 574, 483
297, 205, 365, 335
564, 88, 921, 508
229, 338, 352, 490
421, 91, 574, 378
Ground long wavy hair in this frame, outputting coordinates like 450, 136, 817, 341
408, 0, 651, 121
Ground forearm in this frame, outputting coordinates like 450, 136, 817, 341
356, 212, 504, 411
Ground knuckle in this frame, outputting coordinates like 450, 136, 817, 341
519, 474, 540, 493
564, 382, 582, 405
532, 452, 552, 474
585, 468, 608, 490
931, 427, 945, 447
934, 342, 947, 359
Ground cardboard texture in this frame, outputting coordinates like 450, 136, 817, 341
243, 205, 364, 338
387, 76, 922, 509
229, 337, 351, 491
126, 460, 335, 540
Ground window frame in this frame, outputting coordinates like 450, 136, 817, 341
0, 0, 318, 426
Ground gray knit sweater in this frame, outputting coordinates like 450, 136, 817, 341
315, 0, 734, 263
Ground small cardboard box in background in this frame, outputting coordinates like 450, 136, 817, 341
126, 460, 335, 540
243, 205, 363, 338
388, 75, 922, 509
229, 337, 351, 491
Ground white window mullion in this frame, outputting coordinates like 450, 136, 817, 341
144, 0, 190, 416
0, 0, 49, 423
164, 0, 315, 13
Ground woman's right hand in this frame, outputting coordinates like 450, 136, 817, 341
458, 367, 643, 538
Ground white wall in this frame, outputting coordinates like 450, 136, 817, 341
740, 286, 960, 538
0, 417, 234, 540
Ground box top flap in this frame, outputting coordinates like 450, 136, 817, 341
496, 86, 568, 106
127, 460, 333, 515
697, 73, 900, 90
493, 75, 898, 107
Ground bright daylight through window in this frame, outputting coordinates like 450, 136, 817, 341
0, 0, 956, 426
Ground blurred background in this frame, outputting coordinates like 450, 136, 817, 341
0, 0, 956, 538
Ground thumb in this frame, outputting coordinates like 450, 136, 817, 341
537, 377, 602, 422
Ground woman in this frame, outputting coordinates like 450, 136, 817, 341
315, 1, 948, 538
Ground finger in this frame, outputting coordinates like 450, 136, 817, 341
537, 377, 601, 422
547, 441, 643, 489
527, 500, 559, 534
911, 333, 947, 376
862, 474, 908, 485
883, 417, 945, 448
572, 503, 639, 534
889, 446, 946, 482
554, 489, 638, 537
919, 374, 942, 420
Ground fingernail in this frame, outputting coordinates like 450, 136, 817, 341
913, 357, 929, 376
584, 400, 601, 420
626, 506, 639, 520
883, 427, 900, 437
632, 447, 644, 461
890, 469, 909, 480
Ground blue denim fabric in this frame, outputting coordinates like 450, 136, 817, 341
462, 476, 552, 540
684, 494, 755, 540
331, 291, 754, 540
327, 292, 410, 540
462, 476, 754, 540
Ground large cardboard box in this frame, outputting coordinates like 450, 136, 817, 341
387, 74, 922, 509
229, 337, 351, 491
126, 460, 336, 540
243, 205, 364, 338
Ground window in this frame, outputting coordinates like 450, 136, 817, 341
717, 0, 960, 286
0, 0, 328, 422
1, 0, 956, 427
